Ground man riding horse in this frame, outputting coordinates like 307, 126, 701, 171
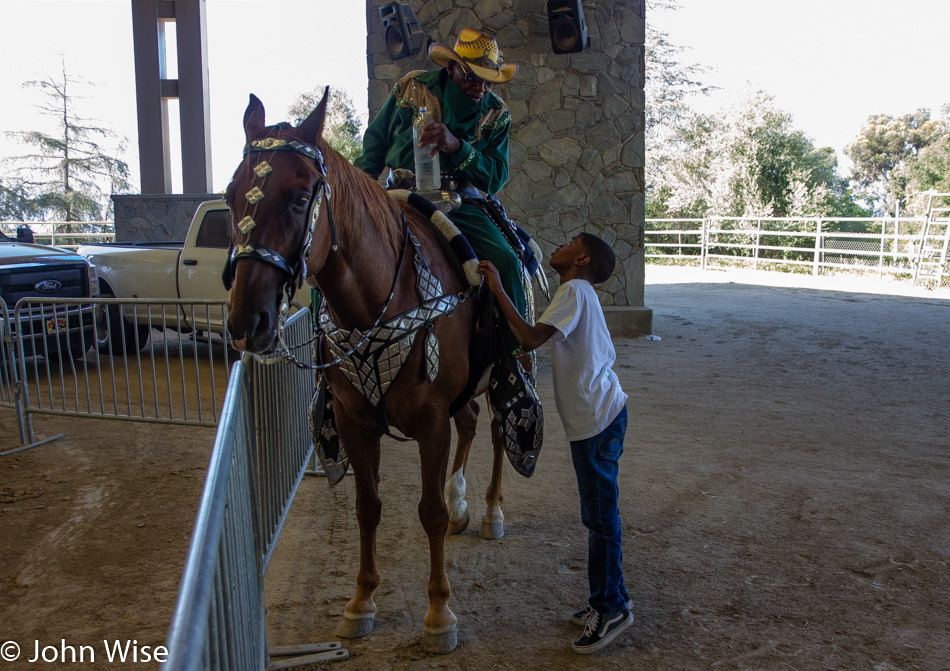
354, 28, 529, 361
223, 30, 544, 652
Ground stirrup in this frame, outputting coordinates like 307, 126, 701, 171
310, 374, 348, 486
488, 357, 543, 477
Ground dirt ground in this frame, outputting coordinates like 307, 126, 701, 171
1, 266, 948, 671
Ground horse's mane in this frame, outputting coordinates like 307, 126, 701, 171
315, 137, 404, 255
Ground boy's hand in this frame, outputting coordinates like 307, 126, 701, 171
477, 260, 504, 295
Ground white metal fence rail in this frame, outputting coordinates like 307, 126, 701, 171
644, 216, 950, 289
163, 307, 348, 670
0, 222, 115, 249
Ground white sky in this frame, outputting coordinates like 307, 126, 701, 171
651, 0, 950, 167
0, 0, 369, 194
0, 0, 947, 197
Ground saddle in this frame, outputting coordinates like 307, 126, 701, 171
311, 176, 546, 482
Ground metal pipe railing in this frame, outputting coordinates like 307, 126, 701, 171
644, 217, 947, 288
162, 308, 325, 670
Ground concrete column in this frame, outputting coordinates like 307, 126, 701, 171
175, 0, 213, 193
131, 0, 173, 194
130, 0, 212, 195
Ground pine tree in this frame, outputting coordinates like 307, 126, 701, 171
2, 62, 131, 223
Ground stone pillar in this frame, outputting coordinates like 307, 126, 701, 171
364, 0, 651, 334
112, 194, 220, 242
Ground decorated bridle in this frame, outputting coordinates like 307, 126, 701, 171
223, 127, 414, 370
222, 129, 338, 297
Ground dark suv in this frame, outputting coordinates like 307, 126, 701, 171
0, 229, 98, 361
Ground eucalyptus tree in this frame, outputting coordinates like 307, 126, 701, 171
644, 0, 714, 212
650, 91, 866, 220
847, 105, 949, 214
288, 87, 364, 163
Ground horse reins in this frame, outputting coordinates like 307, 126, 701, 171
281, 214, 414, 371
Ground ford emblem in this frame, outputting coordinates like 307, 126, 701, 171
35, 279, 62, 293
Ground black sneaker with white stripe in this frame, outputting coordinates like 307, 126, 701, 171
571, 608, 634, 654
571, 600, 634, 625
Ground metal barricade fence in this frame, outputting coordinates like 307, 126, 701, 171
2, 296, 34, 445
163, 361, 265, 670
9, 298, 234, 445
0, 298, 24, 440
1, 297, 13, 405
164, 307, 346, 670
245, 311, 319, 571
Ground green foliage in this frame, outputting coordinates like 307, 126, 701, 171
845, 108, 948, 214
645, 10, 714, 139
287, 87, 363, 163
644, 2, 875, 223
0, 178, 39, 221
648, 91, 869, 221
904, 132, 950, 196
645, 1, 715, 209
1, 64, 131, 222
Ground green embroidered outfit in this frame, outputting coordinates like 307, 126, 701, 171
355, 68, 526, 353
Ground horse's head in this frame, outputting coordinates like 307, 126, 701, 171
224, 90, 332, 354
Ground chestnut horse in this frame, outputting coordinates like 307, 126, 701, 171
224, 91, 510, 653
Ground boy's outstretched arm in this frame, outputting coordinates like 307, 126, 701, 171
477, 260, 558, 352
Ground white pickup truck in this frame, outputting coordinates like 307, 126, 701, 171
77, 200, 310, 352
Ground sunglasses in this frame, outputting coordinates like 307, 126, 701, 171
457, 65, 493, 89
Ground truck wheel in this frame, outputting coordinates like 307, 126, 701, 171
97, 294, 149, 354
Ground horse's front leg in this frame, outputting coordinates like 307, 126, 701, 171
445, 399, 479, 534
416, 413, 458, 653
333, 409, 382, 640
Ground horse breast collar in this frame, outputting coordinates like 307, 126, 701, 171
319, 227, 464, 409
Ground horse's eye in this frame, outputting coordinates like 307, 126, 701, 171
294, 195, 310, 211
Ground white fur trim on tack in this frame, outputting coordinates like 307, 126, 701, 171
526, 237, 549, 298
430, 209, 482, 287
388, 190, 481, 288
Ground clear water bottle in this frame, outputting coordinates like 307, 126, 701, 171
412, 106, 441, 191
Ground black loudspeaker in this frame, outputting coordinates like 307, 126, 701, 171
379, 2, 425, 60
546, 0, 590, 54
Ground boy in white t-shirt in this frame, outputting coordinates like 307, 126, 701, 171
477, 232, 632, 654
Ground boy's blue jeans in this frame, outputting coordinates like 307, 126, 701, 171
570, 405, 630, 615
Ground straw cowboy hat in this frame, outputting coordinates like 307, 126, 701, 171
429, 28, 519, 84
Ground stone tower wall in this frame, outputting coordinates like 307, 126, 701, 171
364, 0, 649, 329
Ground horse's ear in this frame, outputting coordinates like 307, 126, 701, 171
298, 86, 329, 144
244, 94, 266, 139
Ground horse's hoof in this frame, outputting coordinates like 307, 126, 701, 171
447, 505, 470, 535
480, 517, 504, 540
423, 624, 458, 654
335, 611, 375, 639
